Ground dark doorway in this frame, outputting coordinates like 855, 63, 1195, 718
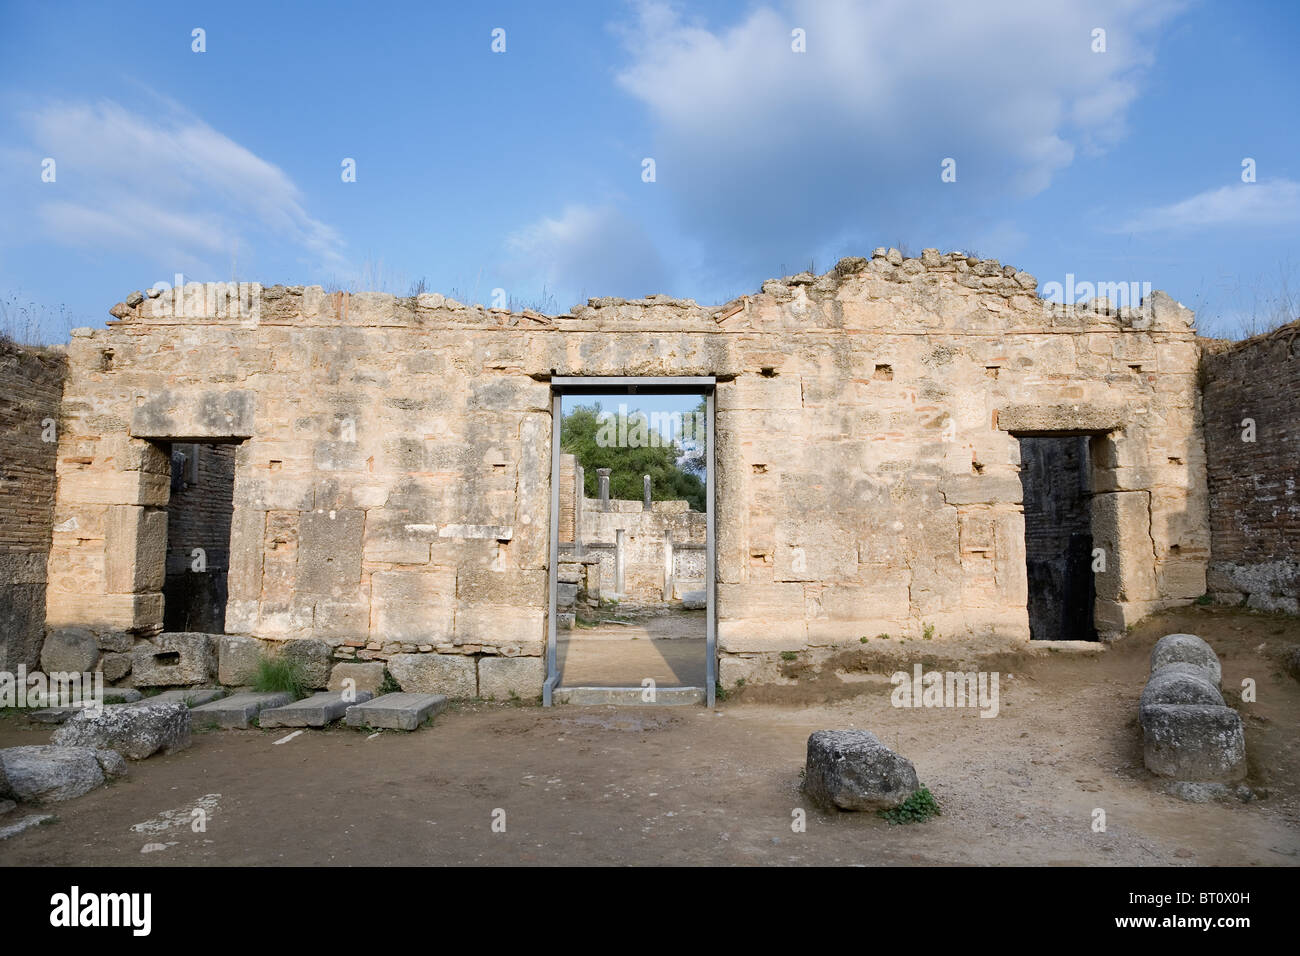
1018, 435, 1098, 641
162, 442, 237, 632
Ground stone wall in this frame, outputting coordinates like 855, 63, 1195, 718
42, 248, 1210, 694
0, 339, 65, 672
559, 454, 707, 604
1201, 322, 1300, 613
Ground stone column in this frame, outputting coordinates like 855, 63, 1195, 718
642, 474, 652, 511
597, 468, 611, 511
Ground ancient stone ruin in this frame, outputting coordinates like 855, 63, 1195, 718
1, 247, 1295, 704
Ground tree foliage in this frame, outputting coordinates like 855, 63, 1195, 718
561, 402, 706, 512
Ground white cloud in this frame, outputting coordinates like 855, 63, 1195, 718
505, 203, 670, 305
613, 0, 1184, 274
1120, 180, 1300, 233
13, 99, 343, 274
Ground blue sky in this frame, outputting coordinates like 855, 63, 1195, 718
1, 0, 1297, 342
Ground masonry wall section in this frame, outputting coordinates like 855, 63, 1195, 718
0, 340, 65, 672
42, 250, 1211, 695
1201, 321, 1300, 613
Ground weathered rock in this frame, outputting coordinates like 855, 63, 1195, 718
1150, 633, 1221, 685
278, 639, 333, 689
1139, 662, 1224, 710
0, 814, 54, 839
802, 730, 919, 811
344, 692, 446, 731
0, 745, 111, 802
99, 652, 133, 683
40, 627, 101, 674
1140, 704, 1246, 782
327, 662, 386, 695
131, 633, 217, 686
218, 634, 264, 686
52, 700, 191, 759
387, 653, 477, 698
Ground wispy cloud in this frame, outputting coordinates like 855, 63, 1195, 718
7, 98, 344, 275
610, 0, 1184, 278
1119, 179, 1300, 233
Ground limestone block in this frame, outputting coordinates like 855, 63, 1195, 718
296, 509, 363, 596
387, 653, 477, 698
477, 656, 543, 700
130, 632, 217, 686
454, 605, 545, 650
130, 389, 255, 440
1092, 491, 1157, 603
1140, 704, 1245, 782
219, 634, 264, 686
1150, 633, 1222, 685
327, 662, 387, 695
278, 639, 334, 689
371, 568, 455, 643
104, 505, 167, 593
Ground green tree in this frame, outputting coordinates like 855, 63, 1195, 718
561, 402, 706, 512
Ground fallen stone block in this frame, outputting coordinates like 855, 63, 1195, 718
803, 729, 919, 811
1150, 633, 1222, 685
259, 690, 373, 729
131, 633, 217, 687
1139, 662, 1225, 710
1140, 703, 1246, 782
52, 701, 191, 759
136, 688, 226, 707
189, 692, 292, 730
345, 693, 447, 731
0, 745, 125, 802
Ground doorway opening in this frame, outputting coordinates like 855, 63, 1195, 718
545, 377, 715, 705
1017, 434, 1098, 641
161, 441, 239, 633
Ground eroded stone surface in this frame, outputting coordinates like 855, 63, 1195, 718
803, 729, 919, 811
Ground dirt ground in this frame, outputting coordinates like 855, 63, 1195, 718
1, 606, 1297, 866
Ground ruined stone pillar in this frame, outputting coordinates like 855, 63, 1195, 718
642, 474, 652, 511
597, 468, 611, 511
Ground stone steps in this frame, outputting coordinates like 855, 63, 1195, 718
190, 692, 293, 729
344, 693, 447, 731
553, 685, 705, 706
258, 691, 374, 729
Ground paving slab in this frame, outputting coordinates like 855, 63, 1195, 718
189, 692, 292, 730
137, 688, 226, 707
345, 693, 447, 731
259, 691, 373, 729
554, 685, 705, 706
